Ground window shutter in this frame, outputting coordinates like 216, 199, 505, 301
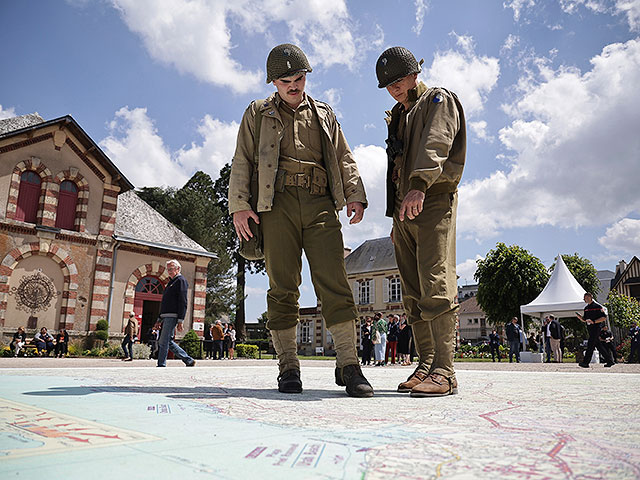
370, 279, 375, 304
383, 278, 390, 303
352, 281, 359, 305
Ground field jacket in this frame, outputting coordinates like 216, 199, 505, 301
229, 92, 367, 214
384, 82, 466, 216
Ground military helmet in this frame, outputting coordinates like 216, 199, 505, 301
266, 43, 312, 83
376, 46, 423, 88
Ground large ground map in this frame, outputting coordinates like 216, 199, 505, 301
1, 363, 638, 479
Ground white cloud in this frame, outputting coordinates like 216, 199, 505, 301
100, 107, 238, 188
340, 144, 391, 248
504, 0, 535, 21
245, 286, 267, 296
413, 0, 430, 36
458, 39, 640, 239
322, 88, 342, 118
598, 218, 640, 254
469, 120, 493, 142
422, 33, 500, 117
501, 34, 520, 55
110, 0, 383, 94
0, 104, 16, 120
560, 0, 640, 31
457, 255, 484, 284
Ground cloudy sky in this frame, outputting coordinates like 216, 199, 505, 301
2, 0, 640, 323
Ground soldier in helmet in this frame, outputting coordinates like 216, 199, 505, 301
229, 43, 373, 397
375, 46, 466, 397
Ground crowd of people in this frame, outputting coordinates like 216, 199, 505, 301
203, 320, 236, 360
360, 313, 414, 367
9, 326, 69, 357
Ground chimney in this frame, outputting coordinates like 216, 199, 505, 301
617, 260, 627, 276
343, 247, 352, 258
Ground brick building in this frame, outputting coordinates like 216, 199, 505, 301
0, 114, 214, 344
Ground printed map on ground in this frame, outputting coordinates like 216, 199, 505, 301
0, 366, 639, 479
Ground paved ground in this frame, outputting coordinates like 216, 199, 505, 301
1, 358, 639, 479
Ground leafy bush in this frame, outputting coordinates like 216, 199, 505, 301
94, 330, 109, 342
1, 346, 13, 357
180, 330, 202, 359
236, 343, 258, 358
95, 319, 109, 331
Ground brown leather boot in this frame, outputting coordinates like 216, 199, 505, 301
335, 364, 374, 398
397, 368, 429, 393
271, 326, 302, 393
410, 373, 458, 397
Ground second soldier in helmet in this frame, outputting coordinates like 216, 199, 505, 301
376, 46, 467, 397
229, 44, 373, 397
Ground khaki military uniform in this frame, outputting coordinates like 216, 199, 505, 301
229, 93, 367, 331
386, 82, 466, 378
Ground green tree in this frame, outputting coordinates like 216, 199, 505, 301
606, 291, 640, 329
475, 243, 549, 328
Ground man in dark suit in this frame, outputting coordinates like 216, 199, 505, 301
505, 317, 521, 363
576, 293, 613, 368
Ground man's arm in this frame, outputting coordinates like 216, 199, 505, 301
229, 103, 259, 238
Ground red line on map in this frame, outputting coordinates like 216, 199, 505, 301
478, 403, 531, 431
546, 433, 575, 476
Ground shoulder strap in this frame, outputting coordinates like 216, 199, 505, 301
254, 106, 263, 163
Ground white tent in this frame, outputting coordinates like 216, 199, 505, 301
520, 254, 587, 319
519, 255, 592, 360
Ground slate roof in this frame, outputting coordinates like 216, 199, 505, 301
0, 113, 45, 135
114, 190, 215, 258
344, 237, 396, 275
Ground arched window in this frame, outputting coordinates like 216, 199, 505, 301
55, 180, 78, 230
16, 171, 41, 223
135, 276, 165, 295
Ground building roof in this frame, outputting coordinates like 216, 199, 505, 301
114, 190, 216, 258
345, 237, 396, 275
611, 256, 640, 290
458, 296, 484, 315
0, 113, 45, 134
0, 114, 133, 192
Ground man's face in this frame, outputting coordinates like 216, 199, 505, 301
584, 294, 592, 303
167, 264, 180, 278
386, 73, 418, 105
273, 72, 306, 108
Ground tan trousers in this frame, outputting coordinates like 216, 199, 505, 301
261, 186, 357, 331
550, 338, 562, 362
393, 192, 458, 377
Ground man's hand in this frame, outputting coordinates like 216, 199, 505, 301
233, 210, 260, 241
177, 322, 184, 333
399, 189, 425, 221
346, 202, 364, 224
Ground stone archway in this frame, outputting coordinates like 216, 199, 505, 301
0, 241, 78, 328
6, 157, 54, 226
122, 262, 170, 324
53, 168, 90, 232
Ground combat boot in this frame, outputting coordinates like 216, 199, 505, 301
271, 326, 302, 393
329, 320, 374, 397
397, 368, 429, 393
335, 364, 374, 397
397, 321, 434, 392
410, 373, 458, 397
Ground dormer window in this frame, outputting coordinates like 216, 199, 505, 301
16, 171, 41, 223
55, 180, 78, 230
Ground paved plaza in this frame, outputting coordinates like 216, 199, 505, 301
1, 358, 639, 479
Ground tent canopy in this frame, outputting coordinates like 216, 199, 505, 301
520, 255, 587, 318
